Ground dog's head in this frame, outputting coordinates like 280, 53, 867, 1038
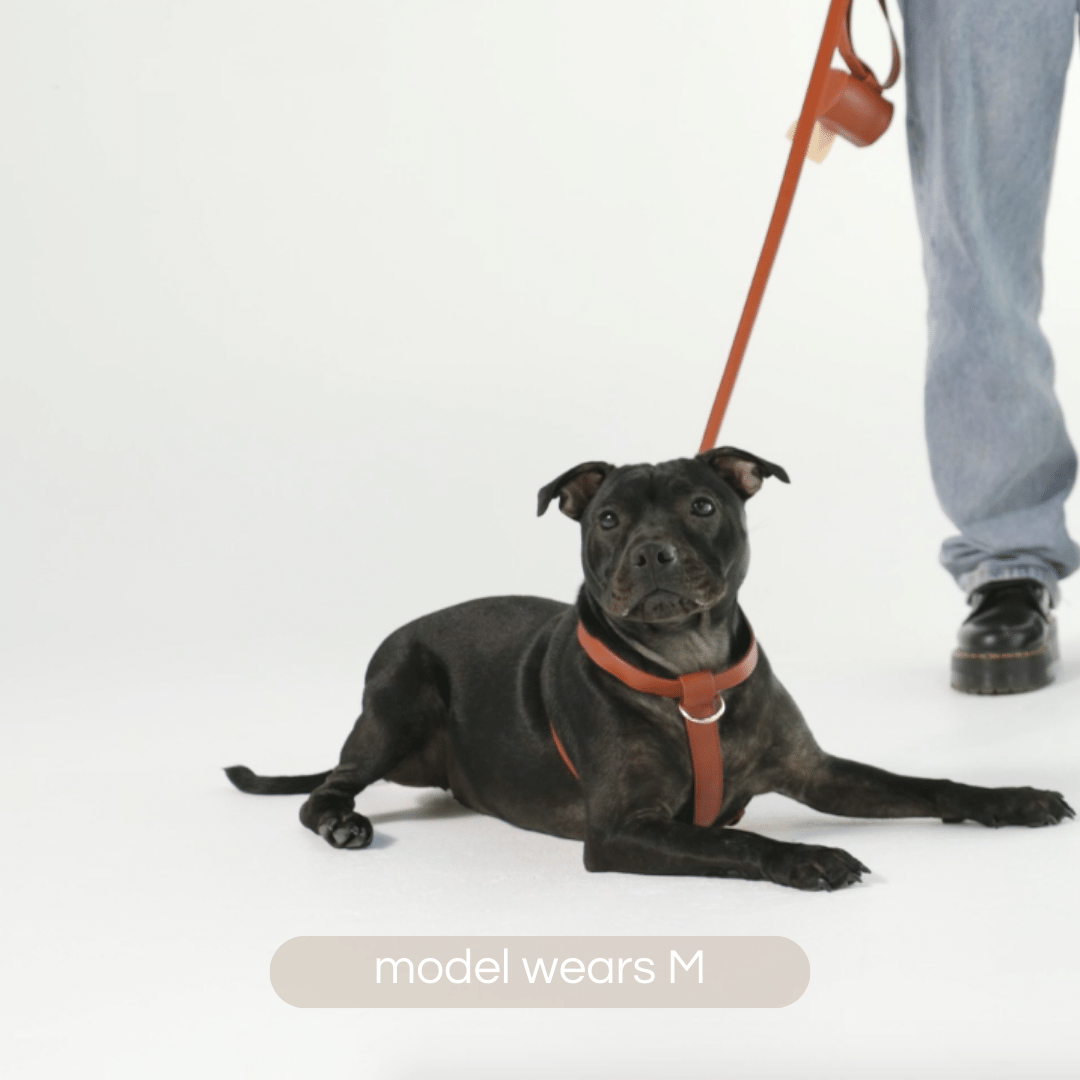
538, 448, 789, 625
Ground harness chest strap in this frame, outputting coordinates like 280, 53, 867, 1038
549, 621, 759, 827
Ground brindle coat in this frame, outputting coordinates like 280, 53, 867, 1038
226, 448, 1073, 890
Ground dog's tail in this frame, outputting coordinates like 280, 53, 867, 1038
224, 764, 332, 795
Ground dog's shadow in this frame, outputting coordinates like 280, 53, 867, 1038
362, 790, 476, 849
364, 790, 477, 848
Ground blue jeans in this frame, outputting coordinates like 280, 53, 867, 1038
898, 0, 1080, 603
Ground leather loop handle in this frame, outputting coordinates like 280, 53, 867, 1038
838, 0, 899, 92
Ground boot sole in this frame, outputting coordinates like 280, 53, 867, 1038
951, 622, 1058, 695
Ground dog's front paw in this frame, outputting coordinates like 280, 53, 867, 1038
765, 842, 870, 892
946, 787, 1075, 828
316, 811, 374, 849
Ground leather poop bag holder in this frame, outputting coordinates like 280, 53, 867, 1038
787, 0, 900, 162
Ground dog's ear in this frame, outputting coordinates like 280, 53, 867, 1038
537, 461, 615, 520
698, 446, 790, 500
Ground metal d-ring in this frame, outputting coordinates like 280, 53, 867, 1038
678, 697, 726, 724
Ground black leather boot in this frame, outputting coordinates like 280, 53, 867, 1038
951, 580, 1058, 695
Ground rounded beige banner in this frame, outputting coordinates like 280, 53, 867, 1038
271, 936, 809, 1008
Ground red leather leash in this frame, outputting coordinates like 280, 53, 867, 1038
699, 0, 897, 452
550, 622, 759, 826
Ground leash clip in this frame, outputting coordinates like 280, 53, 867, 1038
678, 697, 725, 724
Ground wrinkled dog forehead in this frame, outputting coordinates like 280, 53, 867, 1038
599, 458, 732, 505
536, 447, 790, 524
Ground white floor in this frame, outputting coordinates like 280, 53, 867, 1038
4, 2, 1080, 1077
7, 642, 1080, 1078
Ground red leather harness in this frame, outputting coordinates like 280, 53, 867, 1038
550, 621, 759, 827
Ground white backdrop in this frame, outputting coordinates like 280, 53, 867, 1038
4, 2, 1080, 1077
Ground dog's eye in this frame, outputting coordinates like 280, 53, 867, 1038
691, 498, 715, 517
598, 511, 619, 530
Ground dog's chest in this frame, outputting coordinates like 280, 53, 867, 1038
632, 689, 763, 810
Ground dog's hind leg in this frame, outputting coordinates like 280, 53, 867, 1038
299, 640, 452, 849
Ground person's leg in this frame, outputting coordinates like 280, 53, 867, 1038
899, 0, 1080, 601
898, 0, 1079, 691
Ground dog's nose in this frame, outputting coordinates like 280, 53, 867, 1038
632, 542, 678, 569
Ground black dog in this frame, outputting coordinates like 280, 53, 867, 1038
227, 448, 1073, 890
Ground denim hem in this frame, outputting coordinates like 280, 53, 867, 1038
957, 563, 1059, 607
